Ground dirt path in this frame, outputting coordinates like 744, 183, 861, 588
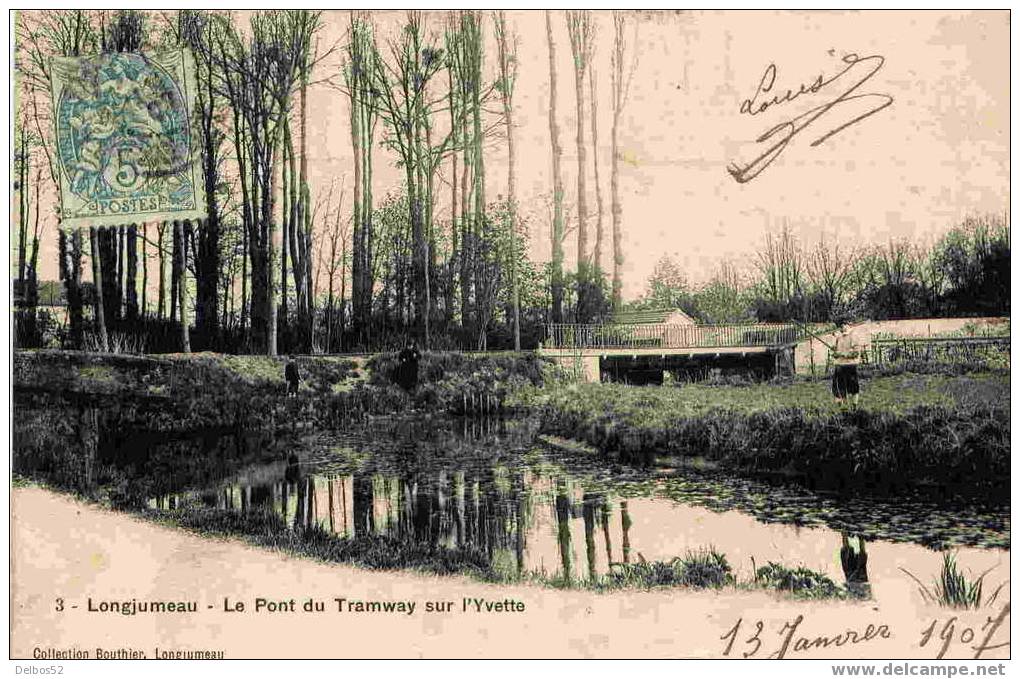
10, 487, 1008, 659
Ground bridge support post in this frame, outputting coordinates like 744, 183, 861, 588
578, 355, 600, 383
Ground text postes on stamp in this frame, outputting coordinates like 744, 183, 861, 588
49, 48, 206, 228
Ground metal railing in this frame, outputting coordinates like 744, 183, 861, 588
870, 335, 1010, 365
544, 323, 802, 350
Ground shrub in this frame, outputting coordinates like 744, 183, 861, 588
606, 548, 733, 589
754, 562, 846, 599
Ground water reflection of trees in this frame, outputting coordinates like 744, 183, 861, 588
154, 461, 634, 581
841, 533, 871, 598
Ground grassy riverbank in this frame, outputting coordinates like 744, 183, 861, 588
518, 373, 1010, 500
14, 350, 1010, 500
13, 349, 554, 432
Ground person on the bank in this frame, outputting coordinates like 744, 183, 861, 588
395, 341, 421, 392
285, 357, 301, 396
830, 329, 861, 406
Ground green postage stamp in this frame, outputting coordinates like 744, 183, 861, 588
49, 49, 206, 228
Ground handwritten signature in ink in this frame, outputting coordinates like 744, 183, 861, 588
727, 52, 894, 184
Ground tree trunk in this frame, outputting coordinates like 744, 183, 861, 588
27, 235, 40, 308
572, 42, 588, 271
116, 225, 125, 321
568, 11, 592, 321
194, 35, 221, 349
347, 18, 376, 347
241, 218, 249, 332
266, 140, 280, 357
126, 224, 138, 320
281, 131, 291, 333
175, 220, 191, 353
141, 223, 148, 316
299, 62, 313, 350
496, 11, 521, 351
350, 76, 364, 342
590, 68, 605, 277
98, 228, 119, 325
170, 223, 180, 324
610, 13, 632, 311
459, 133, 472, 339
362, 110, 374, 344
27, 172, 41, 307
547, 11, 566, 324
447, 68, 459, 328
89, 227, 109, 352
17, 128, 27, 297
59, 230, 83, 348
470, 16, 485, 350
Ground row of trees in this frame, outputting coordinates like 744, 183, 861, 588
14, 9, 641, 355
639, 214, 1010, 324
15, 11, 1006, 356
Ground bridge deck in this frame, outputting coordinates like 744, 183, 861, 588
540, 345, 771, 357
543, 322, 802, 352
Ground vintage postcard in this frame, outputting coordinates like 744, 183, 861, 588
9, 8, 1011, 668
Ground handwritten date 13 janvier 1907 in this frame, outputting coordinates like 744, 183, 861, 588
720, 603, 1009, 659
728, 51, 894, 184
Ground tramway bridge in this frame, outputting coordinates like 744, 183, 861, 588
538, 319, 803, 384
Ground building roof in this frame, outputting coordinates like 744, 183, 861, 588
611, 308, 697, 325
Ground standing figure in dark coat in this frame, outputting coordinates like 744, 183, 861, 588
395, 342, 421, 392
830, 329, 861, 407
285, 357, 301, 396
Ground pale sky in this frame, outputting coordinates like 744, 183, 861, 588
18, 10, 1010, 301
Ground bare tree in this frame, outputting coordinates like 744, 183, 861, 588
373, 11, 486, 347
444, 24, 460, 328
173, 10, 231, 347
610, 11, 637, 311
321, 181, 349, 352
566, 10, 595, 319
26, 167, 45, 309
212, 11, 322, 355
912, 240, 947, 316
807, 237, 857, 322
756, 224, 804, 305
14, 118, 30, 298
140, 223, 148, 315
875, 239, 915, 318
16, 10, 98, 347
88, 227, 109, 351
494, 10, 521, 351
279, 18, 321, 352
589, 65, 605, 277
343, 13, 379, 345
546, 10, 566, 324
156, 221, 167, 319
125, 224, 138, 320
175, 220, 191, 353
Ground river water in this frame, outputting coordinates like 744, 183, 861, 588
129, 415, 1010, 605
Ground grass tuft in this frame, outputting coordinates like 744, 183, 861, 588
900, 552, 1005, 609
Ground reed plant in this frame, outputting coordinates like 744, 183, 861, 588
900, 552, 1006, 609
